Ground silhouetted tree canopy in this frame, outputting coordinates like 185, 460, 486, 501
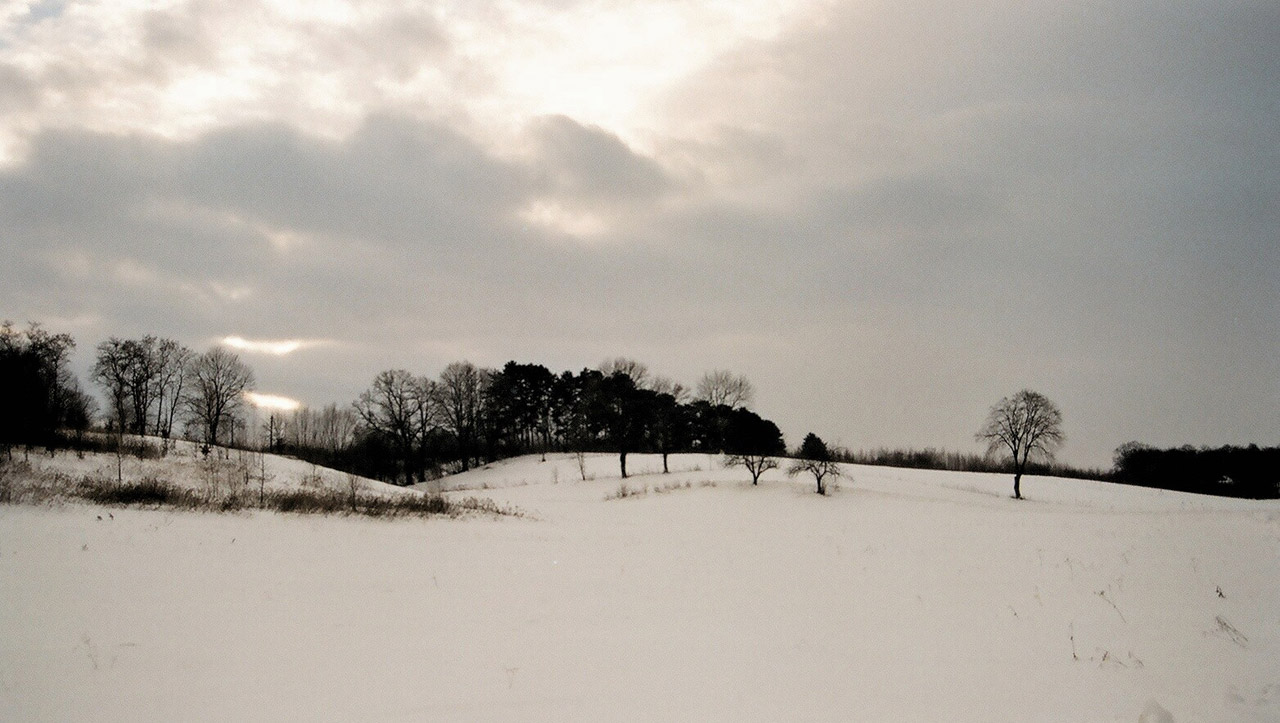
1, 321, 90, 452
977, 389, 1064, 500
1112, 442, 1278, 499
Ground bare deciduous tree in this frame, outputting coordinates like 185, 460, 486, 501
354, 369, 428, 484
93, 336, 191, 439
92, 338, 134, 433
648, 375, 689, 403
598, 357, 649, 388
436, 361, 491, 471
123, 336, 163, 436
976, 389, 1064, 500
724, 453, 777, 486
696, 369, 754, 409
185, 347, 255, 446
152, 339, 193, 441
318, 403, 359, 452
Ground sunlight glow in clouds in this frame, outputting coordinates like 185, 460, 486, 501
222, 336, 305, 356
458, 0, 819, 146
244, 391, 302, 412
0, 0, 821, 164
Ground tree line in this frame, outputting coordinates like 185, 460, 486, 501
345, 358, 783, 484
3, 321, 1274, 499
0, 322, 787, 486
1, 323, 257, 457
1112, 442, 1279, 499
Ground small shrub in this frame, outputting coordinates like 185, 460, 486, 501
606, 482, 648, 500
452, 496, 521, 517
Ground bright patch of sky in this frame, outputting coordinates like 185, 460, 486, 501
223, 336, 306, 356
0, 0, 820, 165
244, 391, 302, 411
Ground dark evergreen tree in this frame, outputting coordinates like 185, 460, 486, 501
723, 407, 785, 485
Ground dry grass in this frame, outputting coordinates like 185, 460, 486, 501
0, 460, 520, 520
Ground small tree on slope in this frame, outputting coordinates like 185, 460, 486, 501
788, 432, 842, 495
722, 408, 785, 485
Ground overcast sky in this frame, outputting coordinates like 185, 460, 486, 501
2, 0, 1276, 466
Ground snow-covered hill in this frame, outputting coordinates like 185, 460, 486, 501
2, 437, 414, 501
3, 452, 1277, 721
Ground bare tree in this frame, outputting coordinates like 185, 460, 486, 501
436, 361, 491, 471
185, 347, 255, 446
696, 369, 755, 409
354, 369, 427, 484
92, 335, 190, 439
648, 375, 689, 402
123, 336, 163, 435
976, 389, 1065, 500
287, 403, 358, 452
316, 403, 358, 452
92, 338, 133, 433
262, 411, 286, 451
725, 453, 777, 486
152, 339, 193, 440
788, 433, 842, 495
598, 357, 649, 388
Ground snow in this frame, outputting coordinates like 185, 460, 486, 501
4, 439, 414, 500
2, 451, 1278, 721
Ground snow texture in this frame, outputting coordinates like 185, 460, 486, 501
3, 451, 1278, 721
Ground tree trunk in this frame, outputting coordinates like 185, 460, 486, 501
1013, 471, 1022, 500
619, 451, 628, 479
662, 452, 669, 474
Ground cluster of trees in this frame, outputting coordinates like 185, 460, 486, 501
347, 359, 783, 484
0, 323, 94, 451
1112, 442, 1279, 499
91, 337, 256, 446
1, 324, 261, 457
6, 320, 1274, 501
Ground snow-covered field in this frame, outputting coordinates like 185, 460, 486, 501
2, 451, 1277, 721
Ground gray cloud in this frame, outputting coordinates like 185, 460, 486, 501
645, 0, 1279, 460
1, 0, 1275, 465
530, 115, 671, 201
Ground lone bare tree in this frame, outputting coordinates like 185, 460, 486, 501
185, 347, 255, 446
696, 369, 754, 409
976, 389, 1064, 500
788, 432, 842, 495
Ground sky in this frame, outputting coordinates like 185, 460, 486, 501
1, 0, 1276, 467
